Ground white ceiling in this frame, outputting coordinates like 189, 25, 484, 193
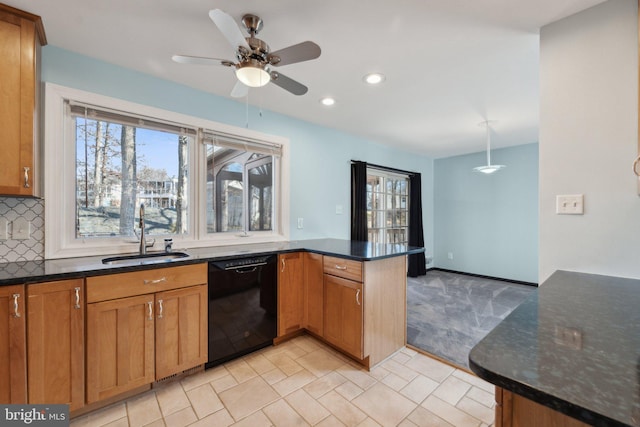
7, 0, 605, 158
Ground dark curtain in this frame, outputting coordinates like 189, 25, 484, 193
350, 161, 368, 241
408, 173, 427, 277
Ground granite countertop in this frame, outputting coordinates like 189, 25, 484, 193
0, 238, 424, 286
469, 270, 640, 427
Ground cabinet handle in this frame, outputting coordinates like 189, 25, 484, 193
281, 259, 285, 273
634, 155, 640, 176
335, 265, 347, 270
12, 294, 21, 318
147, 301, 153, 320
356, 289, 361, 306
23, 167, 30, 188
74, 287, 81, 309
143, 277, 167, 285
157, 299, 163, 319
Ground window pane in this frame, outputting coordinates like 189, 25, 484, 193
365, 169, 410, 246
206, 145, 274, 233
75, 117, 190, 238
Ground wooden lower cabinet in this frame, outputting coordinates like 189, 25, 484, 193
0, 285, 26, 403
303, 252, 324, 336
496, 387, 589, 427
278, 252, 305, 336
324, 274, 363, 359
27, 279, 84, 411
155, 285, 207, 380
86, 294, 155, 403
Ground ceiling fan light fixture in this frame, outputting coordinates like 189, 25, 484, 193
363, 73, 385, 85
473, 120, 506, 175
235, 60, 270, 88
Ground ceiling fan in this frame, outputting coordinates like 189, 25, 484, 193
172, 9, 321, 98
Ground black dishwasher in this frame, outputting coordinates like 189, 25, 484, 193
207, 254, 277, 368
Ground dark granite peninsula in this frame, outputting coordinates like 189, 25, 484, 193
469, 270, 640, 427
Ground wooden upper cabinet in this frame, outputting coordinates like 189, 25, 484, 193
277, 252, 305, 336
0, 5, 46, 196
0, 285, 27, 404
27, 279, 84, 411
304, 252, 324, 336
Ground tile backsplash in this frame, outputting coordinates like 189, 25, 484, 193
0, 197, 44, 263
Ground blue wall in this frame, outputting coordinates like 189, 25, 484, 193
433, 143, 539, 283
41, 46, 435, 252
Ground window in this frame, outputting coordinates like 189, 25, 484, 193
44, 84, 289, 259
366, 169, 409, 245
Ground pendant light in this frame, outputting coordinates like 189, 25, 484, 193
473, 120, 505, 174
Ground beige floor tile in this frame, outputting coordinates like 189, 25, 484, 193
245, 353, 278, 374
421, 395, 481, 427
230, 410, 273, 427
351, 383, 416, 426
401, 347, 419, 357
71, 402, 127, 427
398, 419, 419, 427
225, 359, 259, 383
155, 382, 191, 417
186, 383, 224, 419
318, 390, 368, 426
189, 409, 234, 427
181, 365, 228, 391
263, 399, 310, 427
381, 359, 419, 382
219, 376, 280, 420
405, 355, 455, 383
126, 391, 162, 427
400, 375, 440, 404
262, 367, 288, 385
456, 396, 495, 424
406, 405, 454, 427
103, 417, 129, 427
368, 365, 390, 382
335, 381, 364, 401
303, 371, 348, 399
264, 352, 304, 376
357, 417, 382, 426
211, 373, 239, 393
297, 348, 345, 377
336, 364, 378, 390
315, 415, 347, 427
285, 389, 331, 425
466, 386, 495, 408
140, 419, 165, 427
272, 369, 317, 396
452, 370, 494, 393
392, 351, 413, 365
162, 406, 197, 427
381, 372, 410, 391
432, 375, 472, 406
293, 335, 323, 352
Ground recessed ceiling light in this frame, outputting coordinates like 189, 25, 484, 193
363, 73, 385, 85
320, 97, 335, 106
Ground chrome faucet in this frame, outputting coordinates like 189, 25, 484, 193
139, 203, 147, 255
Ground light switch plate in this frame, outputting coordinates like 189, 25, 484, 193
12, 218, 31, 240
335, 205, 343, 215
0, 219, 7, 240
556, 194, 584, 215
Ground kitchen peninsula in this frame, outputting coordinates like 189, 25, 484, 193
470, 270, 640, 427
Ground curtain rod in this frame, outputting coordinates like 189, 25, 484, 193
351, 160, 418, 176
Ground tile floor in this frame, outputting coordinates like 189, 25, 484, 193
71, 335, 495, 427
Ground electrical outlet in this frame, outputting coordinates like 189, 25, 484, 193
556, 194, 584, 215
297, 218, 304, 229
12, 218, 30, 240
447, 252, 454, 260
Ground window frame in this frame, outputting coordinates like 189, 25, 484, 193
366, 168, 410, 245
44, 83, 290, 259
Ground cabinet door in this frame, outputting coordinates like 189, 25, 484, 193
277, 252, 304, 336
324, 275, 363, 359
0, 285, 26, 403
86, 294, 155, 403
304, 252, 324, 336
155, 285, 207, 380
0, 10, 38, 196
27, 279, 84, 411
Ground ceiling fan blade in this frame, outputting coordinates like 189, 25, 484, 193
172, 55, 231, 66
209, 9, 250, 51
268, 41, 321, 67
230, 81, 249, 98
269, 71, 308, 96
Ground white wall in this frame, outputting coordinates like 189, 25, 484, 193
539, 0, 639, 281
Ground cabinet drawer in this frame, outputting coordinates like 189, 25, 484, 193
86, 263, 207, 303
323, 256, 362, 282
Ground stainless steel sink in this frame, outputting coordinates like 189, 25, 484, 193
102, 252, 190, 266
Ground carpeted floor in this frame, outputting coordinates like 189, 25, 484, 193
407, 269, 536, 370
